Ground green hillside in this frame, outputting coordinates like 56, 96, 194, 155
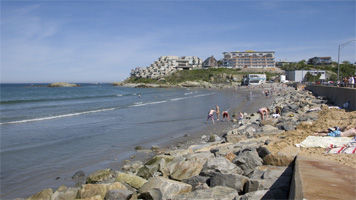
126, 68, 278, 84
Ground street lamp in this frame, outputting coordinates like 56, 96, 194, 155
337, 39, 356, 81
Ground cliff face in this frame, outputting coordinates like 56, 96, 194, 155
48, 82, 79, 87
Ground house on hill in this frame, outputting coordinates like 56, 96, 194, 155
307, 57, 332, 65
202, 55, 218, 68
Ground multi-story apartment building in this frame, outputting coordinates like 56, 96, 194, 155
222, 51, 275, 69
131, 56, 202, 79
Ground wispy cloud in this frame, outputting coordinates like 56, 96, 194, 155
1, 1, 355, 83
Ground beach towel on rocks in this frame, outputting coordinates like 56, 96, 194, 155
295, 136, 351, 148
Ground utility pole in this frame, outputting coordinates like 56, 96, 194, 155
337, 39, 356, 81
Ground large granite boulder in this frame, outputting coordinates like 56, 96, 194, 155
80, 182, 127, 199
209, 172, 248, 193
115, 172, 148, 189
172, 186, 239, 200
86, 169, 116, 184
121, 160, 143, 175
139, 177, 192, 199
200, 157, 243, 176
136, 155, 175, 179
225, 134, 247, 144
168, 160, 204, 181
182, 175, 210, 191
105, 189, 135, 200
233, 149, 263, 177
185, 152, 215, 166
51, 186, 79, 200
27, 188, 53, 200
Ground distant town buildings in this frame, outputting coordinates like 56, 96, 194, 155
222, 51, 276, 69
307, 57, 332, 65
129, 51, 338, 80
202, 55, 218, 68
130, 56, 202, 79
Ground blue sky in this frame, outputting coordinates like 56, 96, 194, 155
1, 0, 355, 83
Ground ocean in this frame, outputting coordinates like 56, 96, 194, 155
0, 83, 261, 199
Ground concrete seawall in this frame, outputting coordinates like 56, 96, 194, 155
289, 155, 356, 200
306, 85, 356, 111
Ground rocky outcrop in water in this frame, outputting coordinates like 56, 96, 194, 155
48, 82, 79, 87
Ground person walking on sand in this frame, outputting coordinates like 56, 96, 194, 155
258, 107, 269, 121
222, 110, 230, 121
207, 108, 216, 124
215, 105, 220, 121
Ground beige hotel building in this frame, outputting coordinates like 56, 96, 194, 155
222, 51, 275, 69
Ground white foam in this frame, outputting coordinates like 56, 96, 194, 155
130, 100, 167, 107
170, 97, 188, 101
0, 108, 115, 125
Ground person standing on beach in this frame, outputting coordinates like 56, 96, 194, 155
238, 112, 244, 120
207, 108, 216, 124
348, 75, 355, 88
215, 105, 220, 121
258, 108, 269, 121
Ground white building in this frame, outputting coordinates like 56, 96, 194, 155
285, 70, 326, 82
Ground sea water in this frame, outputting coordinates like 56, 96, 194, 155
0, 83, 251, 199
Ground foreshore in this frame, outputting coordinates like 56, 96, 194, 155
22, 84, 356, 200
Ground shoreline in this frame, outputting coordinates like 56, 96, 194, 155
119, 84, 286, 168
19, 84, 356, 199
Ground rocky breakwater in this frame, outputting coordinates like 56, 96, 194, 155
22, 89, 330, 200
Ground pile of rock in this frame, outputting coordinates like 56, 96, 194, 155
26, 89, 329, 200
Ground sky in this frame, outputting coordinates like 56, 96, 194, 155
1, 0, 355, 83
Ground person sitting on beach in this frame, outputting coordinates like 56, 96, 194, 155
222, 110, 230, 121
215, 105, 220, 121
272, 106, 282, 118
258, 108, 269, 121
237, 112, 244, 120
207, 108, 216, 124
313, 125, 356, 137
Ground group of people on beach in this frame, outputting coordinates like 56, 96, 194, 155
339, 74, 356, 88
207, 105, 243, 124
